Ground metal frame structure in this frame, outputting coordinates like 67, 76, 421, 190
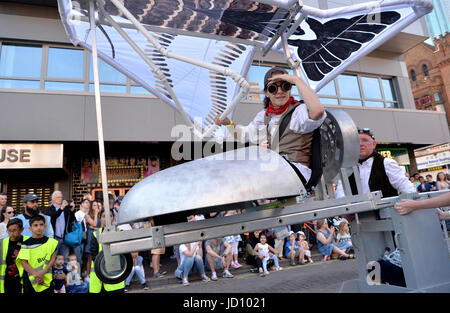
67, 0, 449, 292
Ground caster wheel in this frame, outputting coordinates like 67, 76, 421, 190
94, 251, 133, 284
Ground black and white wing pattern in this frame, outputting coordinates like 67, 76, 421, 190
81, 0, 289, 42
288, 11, 401, 82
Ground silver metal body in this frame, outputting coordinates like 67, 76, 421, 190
118, 146, 304, 224
99, 107, 450, 293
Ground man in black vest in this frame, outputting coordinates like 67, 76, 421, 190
335, 128, 415, 199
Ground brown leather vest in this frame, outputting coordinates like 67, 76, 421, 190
264, 102, 313, 168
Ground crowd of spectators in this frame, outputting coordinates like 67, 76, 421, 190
0, 190, 361, 293
408, 171, 450, 193
1, 170, 448, 293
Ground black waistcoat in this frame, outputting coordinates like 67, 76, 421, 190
348, 152, 399, 198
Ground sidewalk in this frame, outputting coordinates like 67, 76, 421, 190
129, 247, 326, 291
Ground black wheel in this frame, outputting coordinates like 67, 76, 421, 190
94, 251, 133, 284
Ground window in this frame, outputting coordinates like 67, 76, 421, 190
0, 41, 148, 96
0, 43, 42, 90
47, 47, 84, 79
247, 63, 400, 109
338, 74, 361, 99
422, 64, 429, 77
410, 69, 416, 82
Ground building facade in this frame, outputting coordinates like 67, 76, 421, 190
404, 32, 450, 125
0, 1, 449, 211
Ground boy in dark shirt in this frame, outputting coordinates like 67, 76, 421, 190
0, 219, 27, 294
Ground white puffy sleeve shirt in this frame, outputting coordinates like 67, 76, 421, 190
228, 104, 326, 181
234, 103, 326, 144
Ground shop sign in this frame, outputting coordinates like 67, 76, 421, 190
0, 144, 63, 169
421, 165, 446, 172
415, 143, 450, 157
81, 156, 160, 184
416, 150, 450, 170
99, 165, 144, 184
376, 148, 410, 165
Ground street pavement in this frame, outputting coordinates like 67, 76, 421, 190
128, 258, 359, 293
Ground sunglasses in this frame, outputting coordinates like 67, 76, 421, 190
267, 81, 292, 94
6, 211, 14, 215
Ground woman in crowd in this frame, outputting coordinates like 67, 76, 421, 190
316, 219, 354, 261
75, 199, 91, 274
84, 200, 101, 280
436, 172, 449, 190
0, 206, 14, 239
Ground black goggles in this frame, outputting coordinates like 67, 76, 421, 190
358, 128, 375, 139
267, 81, 292, 94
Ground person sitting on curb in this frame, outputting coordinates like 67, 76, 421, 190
297, 231, 313, 264
254, 234, 282, 277
285, 231, 299, 266
205, 238, 234, 281
175, 241, 210, 286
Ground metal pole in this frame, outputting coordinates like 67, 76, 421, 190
89, 1, 112, 230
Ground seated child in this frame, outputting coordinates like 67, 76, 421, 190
284, 231, 299, 266
66, 254, 89, 293
297, 231, 313, 264
253, 234, 282, 277
52, 254, 69, 293
336, 220, 352, 253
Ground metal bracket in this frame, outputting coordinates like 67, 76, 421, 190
262, 1, 303, 56
151, 226, 165, 249
102, 243, 122, 272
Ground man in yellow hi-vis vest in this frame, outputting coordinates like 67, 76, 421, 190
0, 219, 29, 294
16, 214, 58, 294
89, 209, 125, 293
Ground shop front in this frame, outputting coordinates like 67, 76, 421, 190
376, 146, 411, 174
64, 142, 174, 206
415, 143, 450, 179
0, 143, 65, 212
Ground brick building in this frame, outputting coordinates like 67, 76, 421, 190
404, 32, 450, 125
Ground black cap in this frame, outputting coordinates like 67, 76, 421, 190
358, 128, 375, 140
263, 67, 288, 90
23, 193, 39, 203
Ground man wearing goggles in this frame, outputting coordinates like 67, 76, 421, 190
215, 66, 326, 182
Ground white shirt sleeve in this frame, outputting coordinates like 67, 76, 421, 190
383, 158, 417, 194
289, 104, 327, 134
335, 180, 344, 199
232, 110, 267, 144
